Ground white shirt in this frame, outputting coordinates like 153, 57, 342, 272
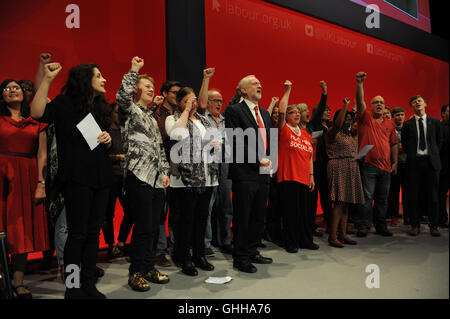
414, 114, 428, 156
244, 99, 265, 128
165, 115, 219, 188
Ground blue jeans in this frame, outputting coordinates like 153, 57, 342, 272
54, 207, 68, 266
205, 163, 233, 248
358, 163, 391, 232
156, 188, 175, 256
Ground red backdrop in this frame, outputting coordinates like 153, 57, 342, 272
205, 0, 448, 118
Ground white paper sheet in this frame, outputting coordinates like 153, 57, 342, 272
311, 130, 323, 139
76, 113, 102, 151
355, 145, 374, 160
205, 276, 233, 284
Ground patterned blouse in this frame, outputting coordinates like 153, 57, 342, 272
116, 70, 169, 188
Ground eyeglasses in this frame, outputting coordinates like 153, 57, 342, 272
208, 98, 223, 104
3, 86, 21, 92
22, 87, 33, 92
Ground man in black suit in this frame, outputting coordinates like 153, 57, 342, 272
401, 95, 442, 237
224, 75, 273, 273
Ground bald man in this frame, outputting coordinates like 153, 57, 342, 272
354, 72, 398, 237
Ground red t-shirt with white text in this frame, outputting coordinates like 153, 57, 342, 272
277, 125, 313, 186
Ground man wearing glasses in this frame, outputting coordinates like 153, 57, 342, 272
198, 68, 234, 258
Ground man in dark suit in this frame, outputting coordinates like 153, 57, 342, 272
224, 75, 273, 273
401, 95, 442, 237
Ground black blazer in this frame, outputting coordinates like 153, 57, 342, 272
401, 115, 441, 171
224, 100, 272, 182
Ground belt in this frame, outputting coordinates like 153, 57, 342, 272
0, 151, 34, 158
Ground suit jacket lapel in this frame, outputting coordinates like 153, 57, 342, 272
426, 117, 433, 148
410, 118, 418, 146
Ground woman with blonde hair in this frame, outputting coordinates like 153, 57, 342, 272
277, 80, 319, 253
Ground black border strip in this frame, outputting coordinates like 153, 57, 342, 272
165, 0, 206, 93
262, 0, 448, 62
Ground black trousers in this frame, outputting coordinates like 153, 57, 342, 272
438, 170, 449, 225
387, 162, 408, 219
232, 180, 269, 263
63, 181, 110, 286
311, 161, 331, 228
102, 174, 133, 246
172, 187, 213, 264
279, 181, 314, 249
125, 173, 164, 275
407, 157, 440, 228
266, 177, 282, 242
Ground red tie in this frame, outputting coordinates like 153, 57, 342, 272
254, 106, 267, 151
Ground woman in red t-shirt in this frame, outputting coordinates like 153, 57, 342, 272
277, 81, 318, 253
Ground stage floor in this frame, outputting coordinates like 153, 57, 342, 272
23, 223, 448, 300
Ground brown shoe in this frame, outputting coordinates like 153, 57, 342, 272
430, 227, 440, 237
409, 227, 419, 236
339, 236, 358, 245
389, 217, 399, 227
155, 254, 172, 267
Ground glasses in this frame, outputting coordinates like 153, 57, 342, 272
208, 98, 223, 104
3, 86, 21, 92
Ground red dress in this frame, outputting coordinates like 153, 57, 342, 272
0, 116, 49, 254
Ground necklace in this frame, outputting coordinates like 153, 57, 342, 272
287, 123, 301, 136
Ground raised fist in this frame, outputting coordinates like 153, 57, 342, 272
131, 56, 144, 72
44, 63, 62, 81
39, 53, 52, 65
153, 95, 164, 105
271, 97, 279, 104
203, 68, 215, 79
356, 72, 367, 83
284, 80, 292, 90
319, 80, 327, 89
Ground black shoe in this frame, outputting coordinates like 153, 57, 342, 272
181, 263, 198, 276
285, 247, 298, 253
13, 285, 32, 300
193, 257, 215, 271
82, 284, 106, 299
220, 244, 233, 254
257, 242, 267, 248
300, 243, 319, 250
204, 247, 216, 257
95, 266, 105, 278
376, 229, 393, 237
439, 222, 449, 229
356, 230, 368, 237
233, 261, 257, 273
64, 288, 89, 299
313, 230, 324, 237
250, 254, 273, 264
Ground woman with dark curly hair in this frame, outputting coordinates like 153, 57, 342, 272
326, 98, 365, 247
31, 61, 114, 299
0, 79, 49, 299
